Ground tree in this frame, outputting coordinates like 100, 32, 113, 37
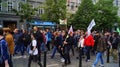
94, 0, 118, 30
41, 0, 67, 24
71, 0, 95, 30
12, 2, 37, 29
13, 2, 37, 22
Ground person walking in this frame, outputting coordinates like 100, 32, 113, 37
111, 32, 120, 63
84, 32, 94, 62
51, 31, 63, 58
77, 35, 85, 58
46, 29, 52, 51
92, 33, 106, 67
118, 36, 120, 67
0, 28, 10, 67
32, 26, 43, 66
3, 28, 14, 67
13, 29, 23, 55
28, 34, 38, 67
62, 33, 74, 66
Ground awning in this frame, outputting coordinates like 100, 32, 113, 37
30, 21, 56, 26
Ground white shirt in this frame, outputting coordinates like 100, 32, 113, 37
29, 39, 38, 55
78, 39, 84, 48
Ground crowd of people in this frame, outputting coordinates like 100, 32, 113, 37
0, 26, 120, 67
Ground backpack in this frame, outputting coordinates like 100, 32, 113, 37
0, 40, 4, 64
42, 33, 46, 44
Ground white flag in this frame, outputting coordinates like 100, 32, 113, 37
59, 19, 67, 25
87, 19, 96, 35
68, 25, 73, 34
59, 19, 64, 24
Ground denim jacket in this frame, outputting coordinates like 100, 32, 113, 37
0, 38, 9, 61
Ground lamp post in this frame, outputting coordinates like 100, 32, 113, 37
79, 47, 82, 67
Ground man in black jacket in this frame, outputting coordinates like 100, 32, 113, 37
32, 26, 44, 66
63, 33, 74, 66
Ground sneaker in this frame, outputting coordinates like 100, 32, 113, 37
91, 65, 95, 67
22, 55, 27, 58
99, 64, 104, 67
86, 59, 90, 62
37, 61, 42, 67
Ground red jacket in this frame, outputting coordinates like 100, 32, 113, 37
84, 35, 94, 47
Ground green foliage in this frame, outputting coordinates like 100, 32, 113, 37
94, 0, 118, 30
71, 0, 95, 30
12, 2, 37, 22
71, 0, 118, 31
2, 2, 7, 7
41, 0, 67, 24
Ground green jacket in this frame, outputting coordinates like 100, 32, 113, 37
96, 36, 106, 52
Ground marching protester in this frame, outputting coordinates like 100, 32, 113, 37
13, 29, 25, 56
84, 32, 95, 62
111, 32, 120, 63
13, 28, 20, 55
3, 28, 15, 67
118, 36, 120, 67
62, 32, 74, 66
104, 31, 113, 63
74, 30, 81, 49
92, 32, 106, 67
0, 28, 10, 67
46, 29, 52, 51
28, 33, 38, 67
51, 31, 63, 59
32, 26, 44, 66
77, 35, 85, 58
69, 32, 75, 56
22, 29, 31, 54
41, 30, 47, 52
91, 31, 98, 55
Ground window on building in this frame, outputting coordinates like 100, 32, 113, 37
115, 0, 118, 6
39, 8, 44, 14
17, 2, 21, 11
70, 2, 75, 10
8, 2, 13, 12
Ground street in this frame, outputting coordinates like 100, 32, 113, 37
13, 50, 119, 67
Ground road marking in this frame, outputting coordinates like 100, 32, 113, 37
47, 64, 59, 67
13, 55, 29, 59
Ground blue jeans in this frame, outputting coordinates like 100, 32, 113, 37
85, 46, 91, 61
51, 46, 57, 58
93, 52, 104, 66
14, 43, 25, 55
41, 42, 46, 52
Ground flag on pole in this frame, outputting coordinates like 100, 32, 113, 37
87, 19, 96, 35
59, 19, 67, 25
65, 25, 73, 40
116, 27, 120, 34
68, 25, 73, 34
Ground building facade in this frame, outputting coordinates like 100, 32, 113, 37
114, 0, 120, 16
0, 0, 27, 31
0, 0, 45, 31
28, 0, 45, 17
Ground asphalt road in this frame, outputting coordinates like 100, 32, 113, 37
12, 51, 119, 67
